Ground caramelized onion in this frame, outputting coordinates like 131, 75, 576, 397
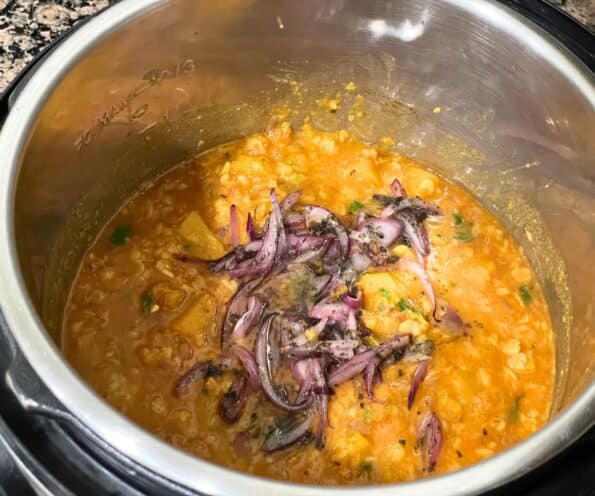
246, 213, 257, 241
230, 344, 260, 389
174, 358, 232, 397
407, 360, 429, 409
218, 374, 248, 424
230, 296, 264, 341
262, 413, 313, 452
418, 411, 443, 470
397, 258, 436, 313
256, 315, 311, 411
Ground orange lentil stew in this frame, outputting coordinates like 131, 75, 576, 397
63, 123, 554, 484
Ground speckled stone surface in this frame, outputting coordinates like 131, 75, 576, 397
0, 0, 113, 91
0, 0, 592, 92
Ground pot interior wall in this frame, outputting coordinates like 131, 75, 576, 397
12, 0, 594, 420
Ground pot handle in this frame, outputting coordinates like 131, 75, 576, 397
4, 350, 82, 426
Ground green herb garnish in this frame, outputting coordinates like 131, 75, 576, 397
452, 212, 474, 242
398, 298, 415, 312
508, 395, 523, 422
349, 200, 365, 212
141, 291, 156, 314
454, 230, 474, 242
379, 288, 392, 300
518, 285, 533, 305
360, 461, 374, 474
110, 224, 132, 246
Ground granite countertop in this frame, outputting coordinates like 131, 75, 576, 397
0, 0, 593, 92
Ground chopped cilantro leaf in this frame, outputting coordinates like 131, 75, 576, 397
454, 230, 474, 242
508, 395, 523, 422
379, 288, 392, 300
398, 298, 415, 312
110, 224, 132, 246
141, 291, 156, 314
349, 200, 365, 212
452, 212, 474, 242
519, 285, 533, 305
360, 461, 374, 474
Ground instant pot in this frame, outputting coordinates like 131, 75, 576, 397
0, 1, 593, 495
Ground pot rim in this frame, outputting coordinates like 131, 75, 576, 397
0, 1, 594, 495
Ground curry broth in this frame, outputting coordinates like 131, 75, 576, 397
63, 123, 554, 484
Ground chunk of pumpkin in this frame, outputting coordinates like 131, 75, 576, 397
178, 211, 225, 260
173, 293, 217, 347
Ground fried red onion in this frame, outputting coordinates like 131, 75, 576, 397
328, 350, 376, 387
351, 217, 403, 249
309, 300, 352, 323
303, 205, 349, 259
185, 182, 454, 450
407, 360, 429, 409
174, 358, 232, 397
222, 277, 264, 345
246, 213, 257, 241
218, 374, 248, 424
280, 190, 302, 213
397, 258, 436, 313
342, 290, 362, 310
230, 295, 264, 341
391, 178, 405, 197
284, 339, 360, 361
270, 189, 289, 258
256, 315, 311, 411
434, 299, 465, 334
364, 356, 381, 398
401, 213, 430, 256
262, 413, 313, 452
230, 344, 260, 389
418, 411, 443, 470
401, 341, 435, 363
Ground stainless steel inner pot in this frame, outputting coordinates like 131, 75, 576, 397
0, 0, 593, 495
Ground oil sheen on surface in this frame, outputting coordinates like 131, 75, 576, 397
62, 123, 554, 484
